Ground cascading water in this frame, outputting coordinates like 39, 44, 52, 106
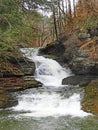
21, 48, 71, 86
34, 56, 71, 86
12, 48, 91, 118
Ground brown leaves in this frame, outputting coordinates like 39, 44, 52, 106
79, 38, 98, 60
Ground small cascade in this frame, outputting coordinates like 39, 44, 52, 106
12, 48, 91, 118
34, 56, 71, 86
13, 92, 89, 118
21, 48, 71, 86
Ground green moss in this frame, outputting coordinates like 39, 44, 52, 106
0, 90, 17, 108
26, 80, 42, 87
82, 79, 98, 114
84, 16, 98, 29
45, 55, 58, 60
0, 42, 13, 51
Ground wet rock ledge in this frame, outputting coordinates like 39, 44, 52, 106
82, 79, 98, 114
0, 56, 42, 108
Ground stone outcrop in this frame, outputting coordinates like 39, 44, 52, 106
0, 52, 42, 108
0, 77, 42, 108
69, 49, 98, 75
39, 43, 66, 63
78, 32, 91, 40
39, 33, 98, 76
62, 75, 98, 87
82, 79, 98, 114
0, 57, 35, 77
0, 89, 18, 108
0, 77, 42, 92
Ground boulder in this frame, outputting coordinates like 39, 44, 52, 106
82, 79, 98, 114
0, 89, 18, 108
62, 75, 97, 87
39, 43, 66, 63
19, 59, 35, 75
69, 58, 95, 74
90, 62, 98, 75
78, 32, 90, 40
69, 49, 97, 75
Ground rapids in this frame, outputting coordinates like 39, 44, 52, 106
12, 48, 90, 118
0, 48, 95, 130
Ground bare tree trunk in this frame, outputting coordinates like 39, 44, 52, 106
68, 0, 72, 19
73, 0, 76, 17
51, 0, 59, 41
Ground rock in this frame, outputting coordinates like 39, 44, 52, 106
19, 60, 35, 75
0, 75, 42, 109
23, 77, 42, 90
69, 49, 96, 75
11, 56, 36, 76
0, 77, 42, 108
0, 77, 42, 92
82, 79, 98, 114
39, 43, 66, 63
70, 58, 95, 74
62, 75, 97, 87
43, 55, 58, 60
1, 56, 36, 77
63, 48, 72, 63
0, 59, 24, 78
87, 27, 98, 37
72, 49, 89, 58
78, 32, 90, 40
0, 89, 18, 108
90, 62, 98, 75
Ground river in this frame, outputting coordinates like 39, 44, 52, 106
0, 48, 98, 130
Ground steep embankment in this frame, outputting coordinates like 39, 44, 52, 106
39, 28, 98, 115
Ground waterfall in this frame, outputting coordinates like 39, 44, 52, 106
34, 56, 71, 86
12, 48, 91, 118
21, 48, 71, 86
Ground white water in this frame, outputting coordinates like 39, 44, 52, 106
12, 48, 91, 118
13, 92, 89, 118
21, 48, 71, 86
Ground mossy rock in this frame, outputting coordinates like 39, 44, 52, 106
0, 59, 24, 77
20, 61, 35, 75
0, 89, 18, 108
43, 55, 58, 60
26, 79, 42, 88
1, 77, 42, 92
82, 79, 98, 114
62, 75, 96, 87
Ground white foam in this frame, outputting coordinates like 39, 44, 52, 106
21, 48, 71, 86
12, 93, 91, 118
34, 56, 71, 86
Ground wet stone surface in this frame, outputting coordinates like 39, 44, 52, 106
82, 79, 98, 114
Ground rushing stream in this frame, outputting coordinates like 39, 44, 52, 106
0, 48, 98, 130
